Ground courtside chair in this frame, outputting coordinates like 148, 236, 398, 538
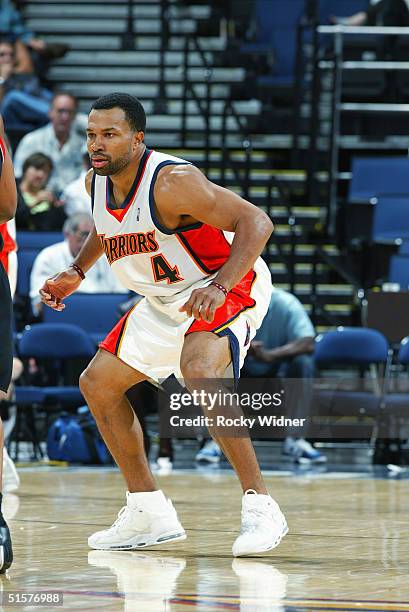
42, 293, 127, 345
17, 231, 62, 251
314, 327, 390, 431
381, 337, 409, 417
14, 323, 95, 460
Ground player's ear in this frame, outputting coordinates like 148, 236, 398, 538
133, 130, 144, 151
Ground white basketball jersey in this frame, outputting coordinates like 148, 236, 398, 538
92, 149, 231, 297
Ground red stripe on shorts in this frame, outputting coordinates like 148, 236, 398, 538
185, 269, 256, 336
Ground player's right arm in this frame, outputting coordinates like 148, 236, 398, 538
0, 116, 17, 223
39, 169, 104, 311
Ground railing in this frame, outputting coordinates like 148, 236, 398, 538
219, 100, 252, 198
316, 25, 409, 235
180, 34, 213, 173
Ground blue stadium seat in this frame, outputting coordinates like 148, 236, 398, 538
14, 323, 96, 460
382, 337, 409, 418
42, 293, 128, 344
372, 195, 409, 244
348, 158, 409, 204
18, 322, 95, 406
17, 231, 63, 251
243, 0, 304, 86
314, 327, 389, 420
19, 322, 95, 361
399, 241, 409, 256
389, 255, 409, 288
16, 249, 38, 297
315, 327, 389, 366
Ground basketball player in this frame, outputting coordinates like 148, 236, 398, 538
40, 93, 288, 557
0, 115, 17, 571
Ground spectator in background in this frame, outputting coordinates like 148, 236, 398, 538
13, 92, 86, 196
16, 152, 65, 231
0, 38, 52, 132
244, 288, 325, 464
331, 0, 409, 26
0, 0, 68, 79
30, 212, 127, 315
61, 152, 91, 216
197, 288, 325, 465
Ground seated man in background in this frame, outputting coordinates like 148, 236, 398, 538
16, 152, 65, 231
0, 0, 68, 78
30, 212, 127, 315
60, 152, 92, 216
243, 287, 325, 464
13, 92, 86, 197
197, 288, 325, 464
0, 38, 52, 133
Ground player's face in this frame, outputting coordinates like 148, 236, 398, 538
87, 108, 142, 176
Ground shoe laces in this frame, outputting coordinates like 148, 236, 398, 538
110, 504, 143, 532
241, 505, 270, 533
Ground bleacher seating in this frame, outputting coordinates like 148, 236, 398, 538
241, 0, 304, 88
348, 158, 409, 204
389, 255, 409, 288
372, 195, 409, 244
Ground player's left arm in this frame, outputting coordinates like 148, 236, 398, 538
155, 165, 273, 322
0, 116, 17, 223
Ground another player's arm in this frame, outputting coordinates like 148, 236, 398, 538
154, 164, 273, 322
0, 116, 17, 223
39, 169, 104, 311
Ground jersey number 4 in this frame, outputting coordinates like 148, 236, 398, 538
151, 254, 184, 284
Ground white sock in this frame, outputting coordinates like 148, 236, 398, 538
127, 489, 168, 511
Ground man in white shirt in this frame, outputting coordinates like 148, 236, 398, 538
13, 92, 87, 196
30, 212, 127, 314
60, 153, 91, 216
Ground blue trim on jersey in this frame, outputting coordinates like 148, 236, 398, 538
217, 327, 240, 381
148, 160, 202, 235
106, 148, 151, 211
90, 172, 96, 213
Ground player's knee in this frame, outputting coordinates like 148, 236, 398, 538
79, 366, 99, 398
181, 357, 222, 381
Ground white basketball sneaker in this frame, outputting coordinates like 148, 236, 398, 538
88, 490, 186, 551
232, 490, 288, 557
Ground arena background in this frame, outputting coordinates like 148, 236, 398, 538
1, 0, 409, 610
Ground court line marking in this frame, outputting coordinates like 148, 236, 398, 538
54, 590, 409, 611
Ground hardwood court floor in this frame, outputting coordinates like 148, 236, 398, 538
1, 467, 409, 611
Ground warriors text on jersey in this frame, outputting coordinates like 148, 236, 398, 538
91, 149, 233, 297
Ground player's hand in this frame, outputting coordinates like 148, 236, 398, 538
248, 340, 272, 363
39, 268, 83, 311
179, 284, 226, 323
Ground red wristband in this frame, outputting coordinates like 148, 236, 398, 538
70, 263, 85, 280
210, 281, 228, 297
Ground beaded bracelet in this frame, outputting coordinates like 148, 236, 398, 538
210, 281, 228, 297
70, 263, 86, 280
